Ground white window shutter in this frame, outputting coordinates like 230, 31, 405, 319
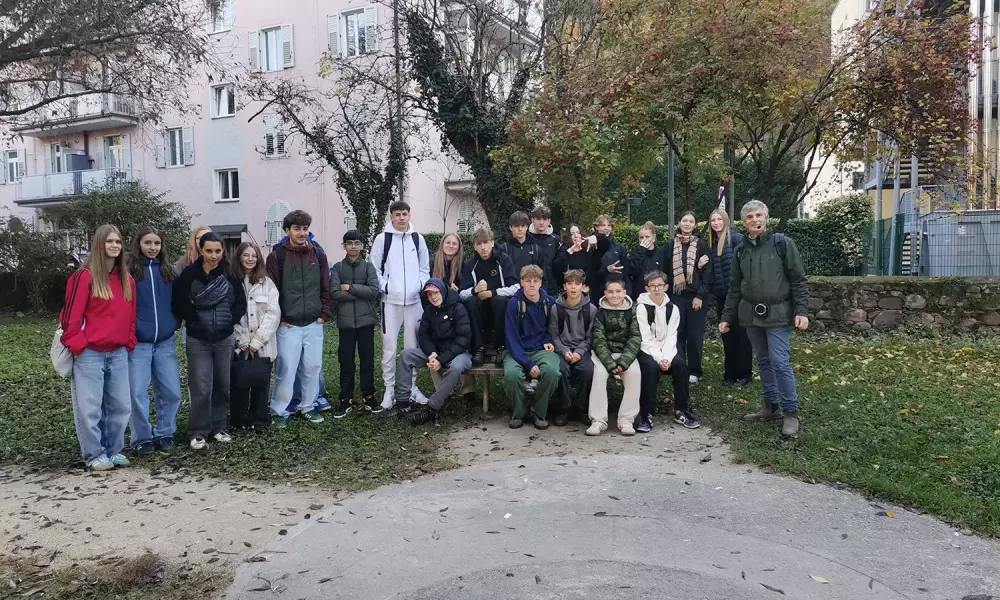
225, 0, 234, 29
327, 15, 339, 55
94, 137, 104, 170
155, 131, 166, 168
16, 149, 25, 179
44, 144, 52, 174
248, 30, 260, 72
365, 7, 378, 53
0, 157, 6, 185
121, 134, 132, 171
182, 126, 194, 165
276, 131, 286, 156
282, 24, 294, 68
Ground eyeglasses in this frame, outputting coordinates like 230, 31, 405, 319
344, 241, 363, 248
647, 284, 666, 290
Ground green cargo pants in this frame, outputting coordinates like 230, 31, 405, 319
503, 350, 561, 419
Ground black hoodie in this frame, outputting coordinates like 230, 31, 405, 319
417, 278, 473, 366
496, 235, 541, 278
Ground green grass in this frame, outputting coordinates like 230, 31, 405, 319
2, 314, 999, 536
0, 314, 483, 491
694, 333, 1000, 537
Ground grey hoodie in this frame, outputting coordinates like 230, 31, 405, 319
548, 292, 598, 356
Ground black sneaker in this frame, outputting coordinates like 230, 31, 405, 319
409, 406, 439, 425
334, 399, 353, 419
363, 395, 382, 414
472, 348, 485, 366
154, 437, 175, 452
135, 440, 155, 456
380, 402, 411, 419
493, 352, 505, 367
552, 412, 568, 427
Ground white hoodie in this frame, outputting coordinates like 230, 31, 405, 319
635, 292, 679, 364
369, 223, 430, 306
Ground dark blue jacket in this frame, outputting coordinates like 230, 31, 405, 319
418, 278, 472, 367
135, 259, 181, 344
504, 288, 555, 371
709, 228, 744, 298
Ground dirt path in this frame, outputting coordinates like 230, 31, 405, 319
1, 465, 329, 570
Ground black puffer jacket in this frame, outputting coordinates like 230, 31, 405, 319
627, 246, 665, 300
418, 278, 472, 366
173, 259, 247, 342
592, 234, 630, 305
708, 228, 745, 298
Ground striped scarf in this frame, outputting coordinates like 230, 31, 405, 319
671, 235, 698, 294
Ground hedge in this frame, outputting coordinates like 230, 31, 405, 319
424, 217, 861, 276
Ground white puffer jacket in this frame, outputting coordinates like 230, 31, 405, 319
233, 275, 281, 360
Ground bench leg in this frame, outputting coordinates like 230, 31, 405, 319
482, 374, 490, 414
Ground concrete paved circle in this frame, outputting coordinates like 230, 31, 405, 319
229, 455, 999, 600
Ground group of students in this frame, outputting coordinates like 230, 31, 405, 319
57, 198, 809, 471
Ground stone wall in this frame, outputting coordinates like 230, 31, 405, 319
806, 277, 1000, 335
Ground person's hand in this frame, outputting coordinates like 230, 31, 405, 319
316, 318, 324, 324
586, 235, 598, 246
475, 280, 488, 293
795, 315, 809, 331
570, 352, 581, 363
451, 283, 459, 292
611, 365, 623, 375
659, 359, 671, 372
692, 297, 702, 311
543, 343, 555, 352
719, 322, 730, 334
571, 240, 583, 253
280, 322, 293, 328
428, 358, 441, 372
698, 255, 709, 269
340, 284, 351, 292
248, 344, 258, 353
607, 261, 624, 273
477, 290, 493, 300
529, 365, 541, 378
240, 344, 249, 351
564, 351, 574, 363
640, 238, 653, 250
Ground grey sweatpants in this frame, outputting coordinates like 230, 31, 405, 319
186, 334, 235, 437
396, 348, 472, 411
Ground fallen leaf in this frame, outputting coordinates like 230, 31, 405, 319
809, 575, 829, 584
808, 375, 819, 382
934, 455, 950, 460
876, 511, 895, 519
825, 447, 840, 452
734, 398, 749, 405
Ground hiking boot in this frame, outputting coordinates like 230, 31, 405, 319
334, 399, 353, 419
409, 406, 439, 426
552, 412, 569, 427
301, 409, 325, 424
618, 422, 636, 436
134, 440, 155, 457
472, 348, 485, 366
509, 417, 523, 429
745, 402, 783, 422
363, 395, 382, 414
782, 414, 800, 437
673, 410, 701, 429
86, 455, 114, 471
271, 415, 288, 429
586, 421, 607, 436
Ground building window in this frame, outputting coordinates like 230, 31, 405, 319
213, 84, 236, 118
344, 208, 358, 231
457, 197, 474, 233
216, 169, 240, 202
264, 114, 288, 158
3, 150, 25, 184
852, 170, 865, 190
166, 128, 183, 167
250, 25, 293, 71
262, 28, 282, 72
329, 7, 377, 57
265, 201, 291, 245
211, 0, 233, 33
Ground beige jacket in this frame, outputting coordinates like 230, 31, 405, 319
233, 275, 281, 359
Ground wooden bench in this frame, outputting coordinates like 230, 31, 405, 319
465, 366, 504, 413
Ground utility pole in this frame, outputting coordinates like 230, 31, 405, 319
873, 132, 884, 275
667, 148, 676, 234
393, 0, 404, 203
890, 142, 900, 275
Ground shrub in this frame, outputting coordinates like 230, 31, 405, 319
0, 218, 75, 311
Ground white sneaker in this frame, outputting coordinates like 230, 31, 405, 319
212, 431, 232, 443
381, 390, 394, 410
618, 423, 636, 436
522, 379, 539, 394
689, 375, 700, 384
411, 388, 430, 405
585, 421, 607, 436
189, 437, 207, 451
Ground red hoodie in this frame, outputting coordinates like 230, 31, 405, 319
60, 267, 138, 356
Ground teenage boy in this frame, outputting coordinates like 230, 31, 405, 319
281, 230, 331, 413
503, 265, 560, 430
497, 211, 542, 276
329, 230, 380, 417
370, 201, 431, 410
591, 214, 630, 306
393, 279, 473, 425
587, 276, 642, 436
528, 205, 563, 297
635, 270, 698, 433
460, 228, 519, 365
267, 210, 333, 427
548, 269, 597, 426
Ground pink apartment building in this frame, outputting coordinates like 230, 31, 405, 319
0, 0, 484, 254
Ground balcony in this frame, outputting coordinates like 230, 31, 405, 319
13, 94, 139, 137
14, 169, 141, 207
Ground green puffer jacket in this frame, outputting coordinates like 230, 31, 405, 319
329, 257, 380, 329
592, 295, 642, 371
721, 229, 809, 328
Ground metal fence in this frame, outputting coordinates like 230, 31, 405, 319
863, 209, 1000, 277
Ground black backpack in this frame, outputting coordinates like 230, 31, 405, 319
273, 240, 324, 268
735, 233, 787, 263
555, 303, 592, 337
380, 231, 423, 273
517, 297, 550, 335
644, 300, 673, 329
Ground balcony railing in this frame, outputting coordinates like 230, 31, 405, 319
15, 169, 141, 204
13, 94, 139, 136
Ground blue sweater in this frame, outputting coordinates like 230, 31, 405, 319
504, 288, 555, 370
135, 259, 181, 344
709, 227, 745, 297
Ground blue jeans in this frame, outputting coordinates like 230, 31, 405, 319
289, 371, 328, 413
745, 326, 799, 413
270, 322, 324, 417
71, 347, 131, 463
128, 336, 183, 445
